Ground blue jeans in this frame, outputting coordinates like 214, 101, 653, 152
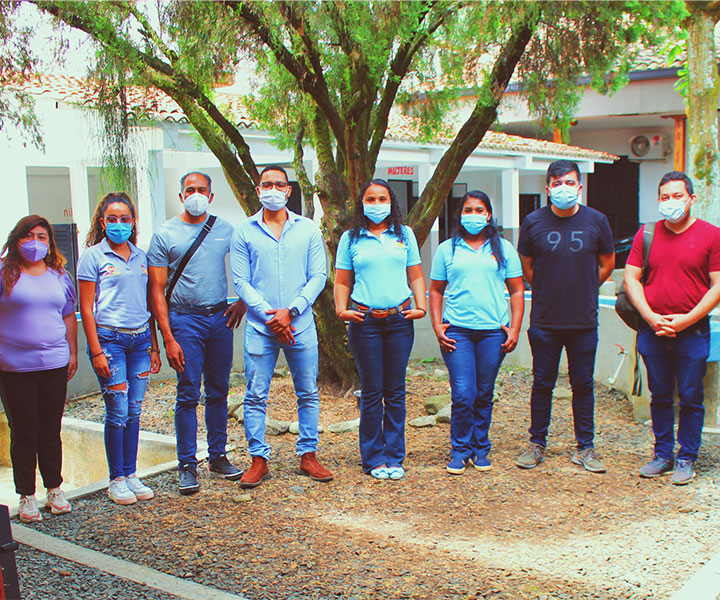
638, 319, 709, 461
244, 324, 319, 459
441, 326, 506, 462
528, 326, 598, 450
92, 326, 152, 480
169, 310, 233, 467
348, 313, 414, 471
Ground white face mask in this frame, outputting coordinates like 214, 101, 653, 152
183, 192, 210, 217
259, 188, 288, 212
658, 198, 688, 223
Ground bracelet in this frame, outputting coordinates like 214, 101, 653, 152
151, 348, 160, 353
417, 308, 427, 315
91, 351, 104, 359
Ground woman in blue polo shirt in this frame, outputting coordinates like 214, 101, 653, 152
77, 193, 161, 505
334, 179, 427, 480
429, 191, 525, 475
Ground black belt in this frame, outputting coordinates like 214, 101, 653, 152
170, 301, 227, 316
349, 298, 411, 318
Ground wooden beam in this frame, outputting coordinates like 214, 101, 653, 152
662, 114, 686, 171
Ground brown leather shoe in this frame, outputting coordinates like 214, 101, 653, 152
239, 456, 269, 489
299, 452, 334, 482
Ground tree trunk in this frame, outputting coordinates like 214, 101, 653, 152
687, 5, 720, 224
314, 282, 358, 388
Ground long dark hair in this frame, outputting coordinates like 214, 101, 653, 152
348, 179, 405, 243
1, 215, 66, 295
451, 191, 506, 270
86, 192, 138, 247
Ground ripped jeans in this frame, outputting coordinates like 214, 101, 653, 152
91, 325, 152, 480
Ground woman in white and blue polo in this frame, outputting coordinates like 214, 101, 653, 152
77, 193, 161, 505
334, 179, 427, 480
429, 191, 525, 475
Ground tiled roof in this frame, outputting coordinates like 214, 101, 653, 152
19, 73, 616, 162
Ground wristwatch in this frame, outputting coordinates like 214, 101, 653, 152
289, 306, 300, 319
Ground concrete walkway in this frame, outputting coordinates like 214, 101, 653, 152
13, 524, 249, 600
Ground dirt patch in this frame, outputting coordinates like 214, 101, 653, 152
51, 361, 720, 600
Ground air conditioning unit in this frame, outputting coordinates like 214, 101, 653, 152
629, 133, 668, 160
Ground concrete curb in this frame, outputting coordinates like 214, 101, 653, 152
13, 523, 249, 600
670, 550, 720, 600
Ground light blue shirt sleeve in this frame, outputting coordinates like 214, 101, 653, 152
503, 240, 523, 279
230, 226, 274, 321
404, 226, 421, 266
76, 247, 98, 282
61, 271, 77, 316
430, 242, 449, 281
146, 232, 169, 267
335, 231, 352, 270
288, 226, 327, 314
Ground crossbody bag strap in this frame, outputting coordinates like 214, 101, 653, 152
632, 221, 657, 396
165, 215, 217, 305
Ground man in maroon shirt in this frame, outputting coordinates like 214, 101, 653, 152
624, 171, 720, 485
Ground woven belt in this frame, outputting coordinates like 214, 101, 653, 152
97, 322, 149, 335
349, 298, 411, 319
170, 301, 227, 316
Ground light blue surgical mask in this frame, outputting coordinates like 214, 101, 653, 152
549, 184, 579, 210
658, 199, 688, 223
461, 214, 488, 235
105, 222, 133, 244
363, 203, 391, 224
259, 188, 288, 212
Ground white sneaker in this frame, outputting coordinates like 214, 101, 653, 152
45, 488, 72, 515
125, 474, 154, 501
108, 477, 137, 505
19, 495, 42, 523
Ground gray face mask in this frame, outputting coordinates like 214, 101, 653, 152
259, 188, 288, 212
183, 192, 210, 216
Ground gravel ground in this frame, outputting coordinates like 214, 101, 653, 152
16, 546, 181, 600
21, 361, 720, 600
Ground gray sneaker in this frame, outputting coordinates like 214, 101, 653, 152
638, 456, 674, 478
572, 447, 606, 473
671, 459, 696, 485
516, 443, 545, 469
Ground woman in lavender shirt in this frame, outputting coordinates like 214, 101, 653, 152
78, 193, 161, 505
0, 215, 78, 523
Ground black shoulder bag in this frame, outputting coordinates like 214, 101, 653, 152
165, 215, 217, 305
614, 222, 656, 330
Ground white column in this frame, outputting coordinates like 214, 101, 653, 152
501, 168, 520, 245
147, 150, 167, 234
1, 164, 29, 243
68, 162, 91, 249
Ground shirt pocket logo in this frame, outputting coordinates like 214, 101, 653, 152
100, 264, 119, 277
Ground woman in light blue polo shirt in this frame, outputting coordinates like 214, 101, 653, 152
77, 193, 161, 505
334, 179, 427, 480
429, 191, 525, 475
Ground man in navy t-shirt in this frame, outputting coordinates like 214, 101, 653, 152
516, 160, 615, 472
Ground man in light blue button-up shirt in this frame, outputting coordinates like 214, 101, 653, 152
230, 165, 331, 488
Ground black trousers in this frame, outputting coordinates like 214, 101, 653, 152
0, 366, 67, 496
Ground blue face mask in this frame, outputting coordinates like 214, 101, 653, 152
363, 203, 391, 224
105, 223, 133, 244
549, 184, 579, 210
461, 214, 488, 235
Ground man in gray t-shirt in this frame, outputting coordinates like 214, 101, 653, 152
148, 171, 246, 495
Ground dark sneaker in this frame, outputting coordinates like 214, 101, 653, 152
208, 455, 243, 481
671, 459, 696, 485
516, 443, 545, 469
572, 447, 606, 473
178, 464, 200, 495
470, 455, 492, 472
446, 457, 467, 475
638, 456, 674, 478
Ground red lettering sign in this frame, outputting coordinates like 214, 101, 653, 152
388, 166, 414, 176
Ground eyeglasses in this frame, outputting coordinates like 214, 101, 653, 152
259, 181, 289, 191
104, 216, 134, 224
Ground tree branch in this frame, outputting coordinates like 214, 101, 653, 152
407, 15, 539, 245
368, 1, 451, 165
293, 121, 315, 219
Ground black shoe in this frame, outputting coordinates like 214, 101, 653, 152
178, 464, 200, 495
208, 455, 243, 481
